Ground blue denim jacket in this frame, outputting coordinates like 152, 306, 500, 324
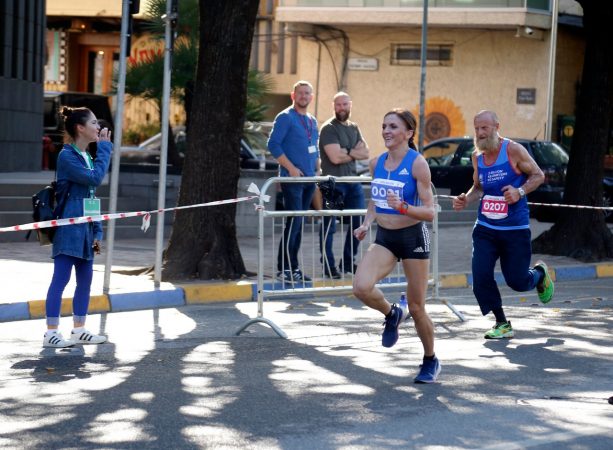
51, 141, 112, 260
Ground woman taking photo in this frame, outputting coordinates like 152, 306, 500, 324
43, 107, 112, 348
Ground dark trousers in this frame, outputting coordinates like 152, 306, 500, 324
277, 182, 316, 272
319, 182, 365, 271
472, 224, 540, 316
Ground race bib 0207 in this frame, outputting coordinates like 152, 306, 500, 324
371, 178, 404, 210
481, 195, 508, 219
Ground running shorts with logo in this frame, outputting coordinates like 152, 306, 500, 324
374, 222, 430, 260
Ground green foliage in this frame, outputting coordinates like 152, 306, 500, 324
246, 69, 274, 122
123, 0, 272, 124
124, 51, 164, 105
143, 0, 199, 47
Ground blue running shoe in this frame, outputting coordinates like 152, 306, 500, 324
381, 304, 406, 348
414, 356, 441, 384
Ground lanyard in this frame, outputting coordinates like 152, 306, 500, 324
70, 144, 94, 168
70, 144, 95, 198
297, 112, 313, 144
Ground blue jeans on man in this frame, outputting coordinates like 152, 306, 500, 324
277, 182, 316, 273
471, 224, 541, 316
319, 182, 365, 273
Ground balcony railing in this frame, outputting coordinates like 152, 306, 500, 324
279, 0, 550, 12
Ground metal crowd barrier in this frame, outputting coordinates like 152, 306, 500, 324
236, 176, 465, 338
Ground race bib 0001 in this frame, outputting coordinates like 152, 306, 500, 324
371, 178, 404, 210
481, 195, 508, 219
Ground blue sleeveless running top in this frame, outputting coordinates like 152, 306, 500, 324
371, 149, 420, 215
476, 138, 529, 230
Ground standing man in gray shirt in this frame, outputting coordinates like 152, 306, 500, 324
319, 92, 370, 278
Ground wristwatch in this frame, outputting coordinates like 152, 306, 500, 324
518, 187, 526, 198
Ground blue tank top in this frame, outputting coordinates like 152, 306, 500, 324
371, 149, 420, 215
476, 139, 529, 230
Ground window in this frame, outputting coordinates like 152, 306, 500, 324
391, 44, 453, 66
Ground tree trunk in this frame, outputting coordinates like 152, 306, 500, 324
161, 0, 260, 280
533, 1, 613, 261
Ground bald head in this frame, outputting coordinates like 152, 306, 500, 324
333, 91, 351, 102
333, 91, 352, 122
474, 110, 499, 126
474, 110, 501, 151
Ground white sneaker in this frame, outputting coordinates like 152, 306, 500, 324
43, 331, 75, 348
71, 329, 107, 345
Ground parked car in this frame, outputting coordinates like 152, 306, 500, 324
422, 137, 570, 221
118, 126, 187, 173
119, 123, 279, 174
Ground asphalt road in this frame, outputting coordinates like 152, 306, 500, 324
0, 278, 612, 449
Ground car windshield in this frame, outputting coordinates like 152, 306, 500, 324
243, 128, 271, 159
528, 142, 569, 167
136, 127, 186, 152
140, 134, 162, 151
423, 141, 461, 166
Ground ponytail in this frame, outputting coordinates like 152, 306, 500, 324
408, 135, 417, 150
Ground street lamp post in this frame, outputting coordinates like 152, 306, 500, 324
545, 0, 559, 141
418, 0, 429, 152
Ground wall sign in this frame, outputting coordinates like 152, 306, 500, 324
516, 88, 536, 105
347, 58, 378, 71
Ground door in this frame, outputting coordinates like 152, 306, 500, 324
78, 45, 119, 94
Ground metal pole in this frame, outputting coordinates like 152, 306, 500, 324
154, 0, 176, 286
545, 0, 559, 141
417, 0, 429, 152
103, 0, 130, 294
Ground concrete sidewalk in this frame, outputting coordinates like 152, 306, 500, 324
0, 219, 611, 322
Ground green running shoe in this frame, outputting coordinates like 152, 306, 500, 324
535, 260, 554, 304
484, 321, 514, 339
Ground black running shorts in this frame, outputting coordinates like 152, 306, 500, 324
374, 222, 430, 260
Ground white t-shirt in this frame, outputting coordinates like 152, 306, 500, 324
81, 151, 92, 169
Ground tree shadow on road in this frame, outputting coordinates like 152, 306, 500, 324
3, 302, 612, 449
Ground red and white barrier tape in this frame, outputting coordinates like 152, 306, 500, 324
436, 194, 612, 211
0, 183, 270, 234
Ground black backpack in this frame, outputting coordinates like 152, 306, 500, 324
29, 181, 70, 246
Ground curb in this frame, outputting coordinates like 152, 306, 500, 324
1, 263, 611, 323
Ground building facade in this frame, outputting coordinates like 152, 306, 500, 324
253, 0, 586, 156
0, 0, 46, 172
1, 0, 587, 173
44, 0, 184, 137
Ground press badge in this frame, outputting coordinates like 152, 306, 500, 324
308, 145, 317, 154
83, 198, 101, 216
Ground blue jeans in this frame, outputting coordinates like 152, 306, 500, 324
319, 182, 365, 271
46, 254, 94, 326
277, 182, 316, 272
472, 224, 540, 316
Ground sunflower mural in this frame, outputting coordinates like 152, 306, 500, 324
412, 97, 466, 145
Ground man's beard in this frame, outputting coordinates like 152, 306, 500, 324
475, 133, 499, 151
335, 110, 349, 122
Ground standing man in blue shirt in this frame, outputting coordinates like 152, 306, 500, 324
268, 80, 320, 283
